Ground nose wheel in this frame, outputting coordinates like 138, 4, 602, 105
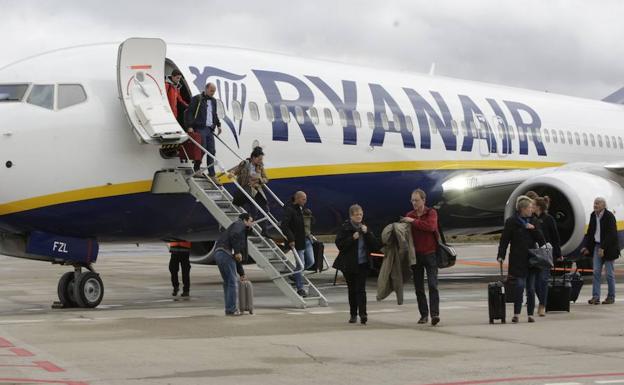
55, 265, 104, 309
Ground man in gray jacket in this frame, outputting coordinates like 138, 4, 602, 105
214, 213, 254, 315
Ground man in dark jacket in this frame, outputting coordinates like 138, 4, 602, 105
581, 197, 620, 305
281, 191, 309, 297
214, 213, 253, 315
185, 82, 222, 180
335, 204, 381, 324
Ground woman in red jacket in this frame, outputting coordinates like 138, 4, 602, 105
165, 69, 188, 119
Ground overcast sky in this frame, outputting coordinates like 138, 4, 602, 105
2, 0, 622, 100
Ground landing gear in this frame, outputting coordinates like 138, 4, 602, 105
54, 265, 104, 309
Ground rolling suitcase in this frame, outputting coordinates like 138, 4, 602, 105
308, 240, 325, 272
546, 268, 571, 312
488, 262, 506, 324
238, 280, 254, 314
179, 131, 203, 162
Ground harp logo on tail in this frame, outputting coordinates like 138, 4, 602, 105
189, 66, 247, 148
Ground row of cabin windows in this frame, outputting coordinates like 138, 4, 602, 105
223, 100, 623, 150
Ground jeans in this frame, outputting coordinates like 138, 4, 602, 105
514, 269, 538, 316
169, 252, 191, 292
193, 127, 216, 176
214, 249, 239, 314
298, 238, 315, 270
412, 253, 439, 318
344, 263, 369, 318
535, 268, 550, 306
592, 247, 616, 299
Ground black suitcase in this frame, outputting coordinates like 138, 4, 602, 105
546, 271, 571, 312
569, 271, 584, 303
307, 240, 325, 272
488, 262, 506, 324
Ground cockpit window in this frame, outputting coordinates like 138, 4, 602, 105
27, 84, 54, 110
0, 84, 29, 102
58, 84, 87, 109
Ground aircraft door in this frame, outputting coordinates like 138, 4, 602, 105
117, 38, 186, 144
474, 114, 491, 157
493, 116, 508, 158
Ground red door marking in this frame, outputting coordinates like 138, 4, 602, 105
130, 65, 152, 70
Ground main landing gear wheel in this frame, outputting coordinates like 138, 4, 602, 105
57, 271, 78, 308
73, 271, 104, 308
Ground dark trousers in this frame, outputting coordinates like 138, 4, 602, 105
344, 263, 369, 318
245, 192, 269, 233
412, 253, 439, 318
169, 252, 191, 292
193, 127, 216, 176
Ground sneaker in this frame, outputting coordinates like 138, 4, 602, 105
360, 316, 368, 325
181, 291, 189, 297
348, 316, 357, 324
528, 316, 535, 323
193, 170, 206, 178
171, 287, 179, 296
225, 311, 242, 316
602, 297, 615, 305
431, 316, 440, 326
297, 289, 308, 298
538, 304, 545, 317
417, 316, 429, 324
588, 298, 600, 305
511, 316, 519, 323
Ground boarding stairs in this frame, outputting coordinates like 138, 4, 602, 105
154, 136, 328, 309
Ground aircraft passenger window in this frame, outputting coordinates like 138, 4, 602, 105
295, 106, 305, 124
460, 121, 467, 136
406, 116, 414, 132
280, 105, 290, 123
265, 103, 274, 122
606, 136, 611, 148
338, 109, 347, 128
232, 100, 242, 121
27, 84, 54, 110
353, 111, 362, 128
566, 132, 573, 145
451, 120, 458, 136
574, 132, 580, 145
429, 116, 438, 134
380, 112, 389, 130
558, 130, 565, 143
508, 125, 515, 140
543, 129, 550, 143
590, 134, 595, 147
583, 133, 588, 146
367, 112, 375, 129
324, 108, 333, 126
216, 100, 225, 120
57, 84, 87, 109
248, 102, 260, 121
619, 137, 623, 149
552, 131, 558, 144
393, 113, 403, 132
309, 107, 319, 125
612, 136, 617, 149
598, 134, 603, 147
0, 83, 29, 102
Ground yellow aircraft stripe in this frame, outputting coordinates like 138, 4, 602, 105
0, 159, 563, 216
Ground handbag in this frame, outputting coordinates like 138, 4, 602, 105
528, 243, 553, 270
436, 239, 457, 269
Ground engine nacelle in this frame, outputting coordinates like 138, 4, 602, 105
504, 171, 624, 256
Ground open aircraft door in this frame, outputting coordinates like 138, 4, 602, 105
117, 38, 187, 144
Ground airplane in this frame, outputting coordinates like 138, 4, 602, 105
1, 37, 623, 308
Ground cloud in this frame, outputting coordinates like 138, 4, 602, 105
1, 0, 622, 99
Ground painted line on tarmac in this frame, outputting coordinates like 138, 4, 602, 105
544, 382, 582, 385
415, 372, 624, 385
595, 381, 624, 384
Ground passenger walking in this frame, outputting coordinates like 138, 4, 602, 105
335, 204, 381, 324
534, 196, 561, 316
185, 82, 222, 182
229, 147, 270, 233
168, 241, 191, 297
281, 191, 313, 297
402, 189, 441, 326
214, 213, 253, 316
581, 197, 619, 305
165, 69, 188, 120
497, 196, 545, 323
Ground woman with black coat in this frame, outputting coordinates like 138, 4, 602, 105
534, 196, 561, 316
335, 204, 381, 325
497, 196, 546, 323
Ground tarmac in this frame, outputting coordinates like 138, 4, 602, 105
0, 242, 623, 385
